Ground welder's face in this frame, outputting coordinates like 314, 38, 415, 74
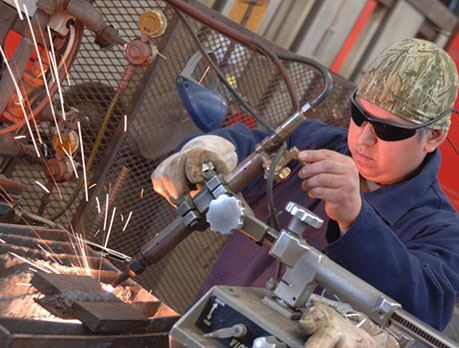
347, 97, 433, 185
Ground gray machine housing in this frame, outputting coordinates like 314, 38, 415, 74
170, 286, 307, 348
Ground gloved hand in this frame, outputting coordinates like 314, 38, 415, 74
151, 135, 238, 204
299, 303, 378, 348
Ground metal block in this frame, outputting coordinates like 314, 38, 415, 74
130, 301, 161, 317
72, 301, 149, 333
31, 273, 162, 333
0, 317, 169, 348
31, 272, 118, 301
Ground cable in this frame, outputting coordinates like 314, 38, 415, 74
446, 136, 459, 156
266, 141, 286, 282
275, 51, 332, 109
447, 109, 459, 156
255, 43, 299, 112
266, 141, 287, 231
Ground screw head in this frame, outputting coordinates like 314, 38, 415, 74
285, 202, 323, 229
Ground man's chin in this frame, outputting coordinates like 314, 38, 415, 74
358, 167, 383, 184
356, 162, 375, 178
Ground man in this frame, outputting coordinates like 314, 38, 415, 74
152, 38, 459, 331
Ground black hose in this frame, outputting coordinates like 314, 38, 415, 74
276, 52, 333, 109
266, 142, 287, 231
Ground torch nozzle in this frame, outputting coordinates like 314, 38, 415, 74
111, 270, 130, 288
111, 258, 147, 288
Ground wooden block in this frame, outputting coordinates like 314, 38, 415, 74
72, 301, 149, 333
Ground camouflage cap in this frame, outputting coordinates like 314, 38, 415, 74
357, 38, 458, 130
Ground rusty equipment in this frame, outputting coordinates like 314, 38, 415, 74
0, 0, 125, 135
2, 0, 355, 314
0, 222, 178, 347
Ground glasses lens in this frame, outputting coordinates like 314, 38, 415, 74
350, 102, 366, 126
350, 91, 417, 141
372, 122, 416, 141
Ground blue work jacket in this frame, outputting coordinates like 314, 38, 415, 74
200, 120, 459, 330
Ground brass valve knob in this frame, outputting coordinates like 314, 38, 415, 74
138, 10, 167, 37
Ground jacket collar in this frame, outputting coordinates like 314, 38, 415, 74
361, 150, 441, 225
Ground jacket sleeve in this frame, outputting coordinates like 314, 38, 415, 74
324, 200, 459, 330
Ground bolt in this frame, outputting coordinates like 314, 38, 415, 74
265, 278, 277, 290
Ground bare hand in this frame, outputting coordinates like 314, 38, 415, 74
298, 149, 361, 232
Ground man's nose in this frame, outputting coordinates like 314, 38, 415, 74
358, 122, 377, 145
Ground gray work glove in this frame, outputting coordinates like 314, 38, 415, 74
299, 303, 381, 348
151, 135, 238, 205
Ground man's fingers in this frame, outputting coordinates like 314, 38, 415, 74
301, 173, 341, 190
298, 149, 346, 163
301, 185, 337, 201
299, 160, 346, 179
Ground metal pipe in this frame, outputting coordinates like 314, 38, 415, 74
15, 208, 64, 230
0, 176, 24, 195
224, 152, 264, 194
38, 0, 126, 46
315, 255, 397, 323
63, 0, 126, 46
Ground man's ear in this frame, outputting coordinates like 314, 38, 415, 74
424, 129, 448, 153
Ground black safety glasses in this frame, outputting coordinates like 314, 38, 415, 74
350, 90, 450, 141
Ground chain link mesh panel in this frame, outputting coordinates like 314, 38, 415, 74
4, 1, 353, 313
